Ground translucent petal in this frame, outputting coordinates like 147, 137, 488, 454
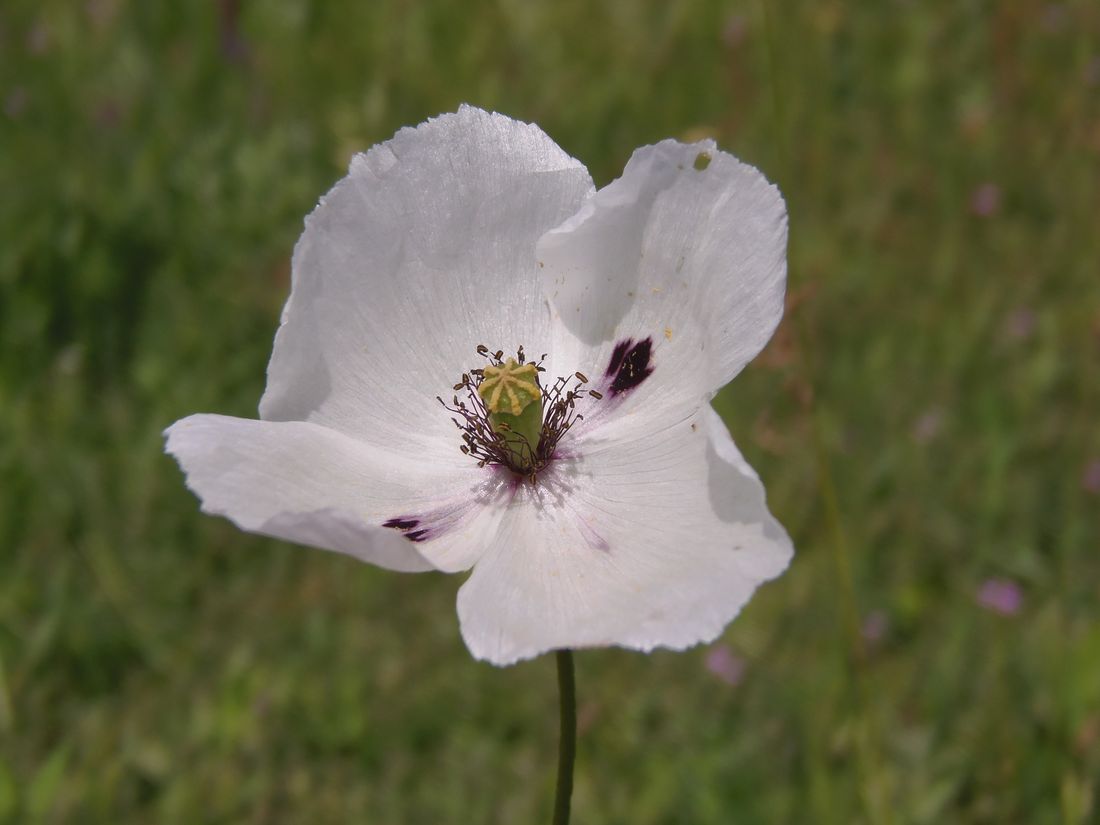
261, 106, 595, 452
456, 405, 792, 665
165, 414, 509, 573
537, 140, 787, 431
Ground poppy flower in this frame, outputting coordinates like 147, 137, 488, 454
166, 105, 793, 665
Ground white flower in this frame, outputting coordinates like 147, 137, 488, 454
165, 105, 793, 666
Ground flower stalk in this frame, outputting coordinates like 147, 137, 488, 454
553, 649, 576, 825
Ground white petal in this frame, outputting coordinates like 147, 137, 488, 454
261, 105, 595, 452
456, 405, 792, 665
537, 139, 786, 422
165, 414, 509, 573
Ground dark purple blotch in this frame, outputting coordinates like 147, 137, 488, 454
605, 337, 654, 396
383, 517, 429, 543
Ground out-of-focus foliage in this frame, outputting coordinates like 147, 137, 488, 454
2, 1, 1098, 822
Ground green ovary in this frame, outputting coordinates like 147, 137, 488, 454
478, 358, 544, 467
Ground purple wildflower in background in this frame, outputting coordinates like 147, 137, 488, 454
912, 408, 944, 444
723, 14, 749, 48
1085, 56, 1100, 87
1003, 307, 1036, 342
976, 578, 1023, 617
1082, 460, 1100, 495
1040, 4, 1068, 33
4, 88, 28, 120
705, 645, 746, 686
970, 183, 1001, 218
861, 610, 889, 644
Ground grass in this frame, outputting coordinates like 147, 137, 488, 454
2, 0, 1099, 822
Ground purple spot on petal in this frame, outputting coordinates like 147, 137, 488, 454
976, 578, 1023, 616
606, 337, 654, 396
381, 480, 507, 545
704, 645, 746, 686
576, 516, 610, 552
383, 516, 431, 543
606, 339, 631, 377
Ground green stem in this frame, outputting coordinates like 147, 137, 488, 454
552, 649, 576, 825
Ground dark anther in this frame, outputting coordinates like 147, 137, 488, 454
575, 372, 588, 383
476, 344, 488, 355
453, 382, 464, 391
589, 390, 603, 400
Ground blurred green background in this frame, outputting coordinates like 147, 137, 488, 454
2, 1, 1099, 822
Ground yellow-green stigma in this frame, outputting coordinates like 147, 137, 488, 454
478, 358, 543, 465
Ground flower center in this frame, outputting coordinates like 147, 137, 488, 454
438, 346, 602, 481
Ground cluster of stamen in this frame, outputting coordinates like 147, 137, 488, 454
438, 345, 602, 482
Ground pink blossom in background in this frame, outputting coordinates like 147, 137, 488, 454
94, 100, 122, 130
912, 408, 944, 444
970, 183, 1001, 218
722, 14, 749, 48
977, 578, 1023, 617
27, 22, 50, 55
85, 0, 119, 28
705, 645, 746, 686
1082, 460, 1100, 495
1086, 56, 1100, 87
1040, 4, 1068, 33
1003, 307, 1036, 342
4, 88, 28, 119
861, 610, 889, 644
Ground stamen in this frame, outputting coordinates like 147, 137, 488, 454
440, 346, 600, 480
